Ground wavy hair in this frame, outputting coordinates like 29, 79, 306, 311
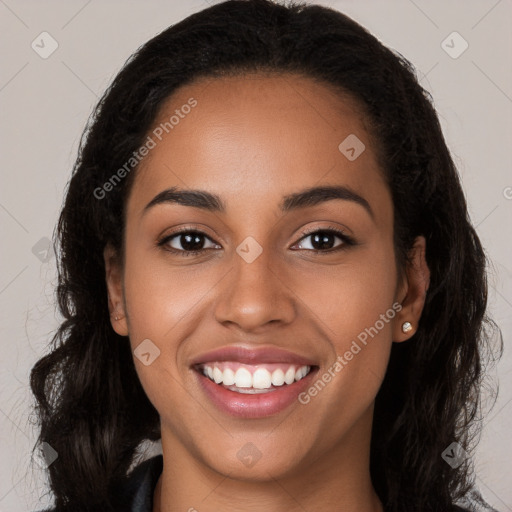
30, 1, 502, 510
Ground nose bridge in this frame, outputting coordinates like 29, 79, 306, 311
214, 239, 295, 330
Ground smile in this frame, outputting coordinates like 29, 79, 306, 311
197, 362, 312, 394
190, 345, 319, 418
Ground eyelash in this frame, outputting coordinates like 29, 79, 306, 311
156, 225, 356, 257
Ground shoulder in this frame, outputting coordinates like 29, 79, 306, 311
33, 454, 164, 512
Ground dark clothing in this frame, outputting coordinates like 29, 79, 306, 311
116, 454, 163, 511
36, 456, 163, 512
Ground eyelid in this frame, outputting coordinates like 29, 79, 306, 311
292, 224, 356, 250
156, 225, 219, 250
157, 224, 356, 255
296, 224, 352, 240
158, 224, 217, 241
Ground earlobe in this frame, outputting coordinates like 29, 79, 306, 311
104, 244, 129, 336
393, 236, 430, 343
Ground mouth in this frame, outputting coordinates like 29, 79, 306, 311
191, 346, 320, 418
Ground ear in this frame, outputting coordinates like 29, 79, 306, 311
104, 244, 129, 336
393, 235, 430, 342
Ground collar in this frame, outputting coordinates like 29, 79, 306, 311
120, 454, 163, 512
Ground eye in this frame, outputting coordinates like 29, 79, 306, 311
157, 228, 221, 256
291, 227, 355, 253
157, 225, 356, 257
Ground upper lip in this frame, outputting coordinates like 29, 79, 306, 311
190, 345, 318, 367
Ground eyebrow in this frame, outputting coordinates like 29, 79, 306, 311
143, 185, 374, 219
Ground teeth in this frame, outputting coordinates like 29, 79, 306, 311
284, 367, 296, 384
200, 363, 312, 391
234, 367, 252, 388
222, 367, 235, 386
295, 366, 308, 381
272, 369, 285, 386
253, 368, 272, 389
213, 367, 223, 384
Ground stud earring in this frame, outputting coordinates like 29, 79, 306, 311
402, 321, 413, 333
111, 310, 123, 321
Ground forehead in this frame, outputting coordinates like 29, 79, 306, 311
128, 72, 389, 221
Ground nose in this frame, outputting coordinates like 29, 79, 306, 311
214, 247, 296, 332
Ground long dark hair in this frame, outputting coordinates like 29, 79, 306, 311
30, 1, 502, 510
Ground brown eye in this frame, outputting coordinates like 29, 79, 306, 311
158, 230, 220, 255
292, 228, 355, 253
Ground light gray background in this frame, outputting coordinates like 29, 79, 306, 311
0, 1, 510, 511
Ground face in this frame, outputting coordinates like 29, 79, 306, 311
106, 72, 429, 481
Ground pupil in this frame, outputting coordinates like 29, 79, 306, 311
178, 232, 335, 252
312, 232, 334, 250
181, 233, 203, 251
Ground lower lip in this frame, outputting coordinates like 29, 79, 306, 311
194, 367, 318, 419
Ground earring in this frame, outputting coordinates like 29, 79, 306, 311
111, 310, 123, 321
402, 321, 413, 333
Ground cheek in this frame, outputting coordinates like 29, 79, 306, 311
287, 238, 398, 345
120, 243, 225, 409
288, 239, 398, 408
122, 241, 219, 344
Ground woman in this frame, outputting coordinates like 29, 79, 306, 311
30, 0, 502, 511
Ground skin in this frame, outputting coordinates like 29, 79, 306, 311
105, 72, 430, 512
